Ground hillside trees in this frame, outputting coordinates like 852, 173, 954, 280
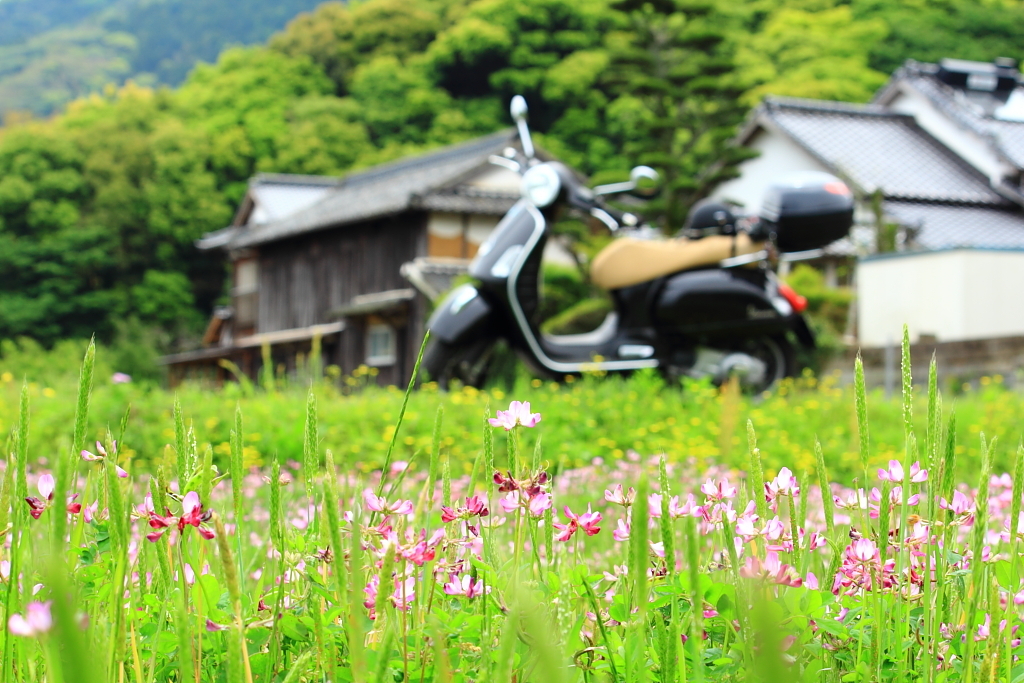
600, 0, 749, 230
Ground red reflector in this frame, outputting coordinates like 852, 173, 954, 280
824, 181, 851, 196
778, 282, 808, 313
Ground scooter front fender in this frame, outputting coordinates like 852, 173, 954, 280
427, 284, 497, 346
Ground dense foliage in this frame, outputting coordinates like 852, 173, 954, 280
2, 335, 1024, 681
2, 0, 1024, 352
0, 0, 326, 117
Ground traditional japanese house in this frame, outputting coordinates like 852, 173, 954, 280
161, 130, 567, 386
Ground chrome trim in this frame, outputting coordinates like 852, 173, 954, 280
719, 250, 767, 268
618, 344, 655, 359
506, 201, 659, 373
590, 207, 619, 231
780, 248, 825, 262
488, 155, 521, 173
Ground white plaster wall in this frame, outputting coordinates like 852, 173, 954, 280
886, 87, 1013, 183
465, 165, 522, 191
858, 250, 1024, 346
427, 212, 462, 239
711, 129, 829, 214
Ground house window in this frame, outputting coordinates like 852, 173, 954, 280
366, 324, 397, 366
233, 258, 259, 328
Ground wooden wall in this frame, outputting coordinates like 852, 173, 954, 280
256, 212, 428, 384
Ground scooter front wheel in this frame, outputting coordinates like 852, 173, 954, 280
422, 337, 497, 390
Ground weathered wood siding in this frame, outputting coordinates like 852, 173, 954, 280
256, 212, 428, 384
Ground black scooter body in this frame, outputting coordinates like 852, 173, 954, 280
428, 200, 814, 376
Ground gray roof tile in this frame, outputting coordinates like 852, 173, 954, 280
414, 187, 520, 215
876, 62, 1024, 170
228, 130, 518, 248
884, 200, 1024, 250
760, 97, 1006, 204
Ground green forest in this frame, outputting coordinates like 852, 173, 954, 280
0, 0, 326, 117
0, 0, 1022, 369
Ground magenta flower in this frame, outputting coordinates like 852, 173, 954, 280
604, 484, 636, 507
878, 460, 928, 483
443, 574, 489, 598
850, 538, 877, 562
80, 441, 128, 478
940, 490, 973, 516
362, 490, 414, 516
146, 492, 214, 542
441, 495, 490, 523
868, 486, 919, 518
612, 519, 630, 542
552, 518, 575, 542
554, 506, 601, 541
393, 577, 416, 612
528, 492, 552, 517
739, 552, 802, 587
111, 372, 132, 384
8, 601, 52, 637
833, 489, 868, 510
205, 618, 229, 632
577, 507, 602, 536
488, 401, 541, 431
765, 468, 798, 501
498, 492, 521, 514
498, 489, 550, 518
25, 474, 81, 519
701, 478, 738, 502
402, 540, 436, 566
493, 471, 518, 492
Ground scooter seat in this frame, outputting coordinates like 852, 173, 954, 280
590, 233, 764, 290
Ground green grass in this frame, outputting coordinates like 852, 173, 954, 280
1, 333, 1024, 681
1, 344, 1022, 481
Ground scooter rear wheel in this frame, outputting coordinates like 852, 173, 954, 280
422, 337, 496, 389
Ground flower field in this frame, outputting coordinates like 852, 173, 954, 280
3, 331, 1024, 682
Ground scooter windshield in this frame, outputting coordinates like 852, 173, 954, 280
469, 201, 542, 285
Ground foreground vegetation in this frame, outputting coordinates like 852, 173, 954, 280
2, 329, 1024, 681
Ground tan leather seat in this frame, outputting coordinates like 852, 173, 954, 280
590, 233, 764, 290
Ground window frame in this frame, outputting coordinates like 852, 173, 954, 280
365, 323, 397, 367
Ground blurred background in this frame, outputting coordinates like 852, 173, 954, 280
1, 0, 1022, 388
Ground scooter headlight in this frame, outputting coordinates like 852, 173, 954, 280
520, 163, 561, 208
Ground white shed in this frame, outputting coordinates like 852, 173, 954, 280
858, 248, 1024, 346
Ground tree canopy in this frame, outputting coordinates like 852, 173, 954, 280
0, 0, 1022, 351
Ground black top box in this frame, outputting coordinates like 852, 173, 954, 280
758, 171, 854, 252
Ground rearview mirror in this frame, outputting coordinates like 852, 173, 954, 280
510, 95, 528, 123
509, 95, 534, 159
629, 166, 660, 197
593, 165, 662, 197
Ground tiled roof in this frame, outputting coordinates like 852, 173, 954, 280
884, 201, 1024, 250
226, 130, 519, 249
756, 97, 1007, 204
246, 175, 341, 225
414, 186, 519, 215
875, 61, 1024, 170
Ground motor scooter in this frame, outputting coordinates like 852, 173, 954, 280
424, 96, 853, 391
